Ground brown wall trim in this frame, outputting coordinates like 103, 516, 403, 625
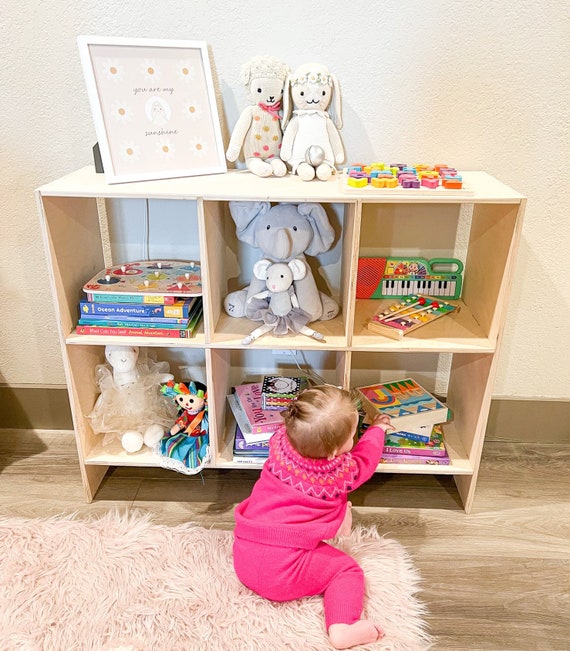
0, 386, 73, 430
0, 387, 569, 443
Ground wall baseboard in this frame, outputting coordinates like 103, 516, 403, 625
1, 387, 568, 443
0, 386, 73, 430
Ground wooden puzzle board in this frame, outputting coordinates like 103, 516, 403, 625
83, 260, 202, 296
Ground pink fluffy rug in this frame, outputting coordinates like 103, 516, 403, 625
0, 511, 432, 650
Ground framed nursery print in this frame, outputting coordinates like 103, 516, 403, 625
77, 36, 226, 184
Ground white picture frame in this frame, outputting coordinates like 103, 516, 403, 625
77, 36, 227, 184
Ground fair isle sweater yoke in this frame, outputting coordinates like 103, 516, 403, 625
234, 425, 387, 549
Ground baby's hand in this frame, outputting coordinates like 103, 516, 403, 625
371, 414, 393, 431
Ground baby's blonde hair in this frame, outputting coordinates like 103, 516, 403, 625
281, 385, 359, 458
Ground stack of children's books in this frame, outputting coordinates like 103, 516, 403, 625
357, 378, 451, 465
75, 260, 203, 338
228, 375, 308, 463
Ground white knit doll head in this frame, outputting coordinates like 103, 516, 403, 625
240, 56, 290, 111
283, 63, 342, 130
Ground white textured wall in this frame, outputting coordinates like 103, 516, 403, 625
1, 1, 568, 398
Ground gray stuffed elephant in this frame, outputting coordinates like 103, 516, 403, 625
224, 201, 339, 322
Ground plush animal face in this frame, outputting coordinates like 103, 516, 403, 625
290, 69, 333, 112
229, 201, 335, 260
263, 262, 294, 293
105, 345, 139, 373
253, 258, 307, 292
248, 76, 285, 108
283, 63, 342, 131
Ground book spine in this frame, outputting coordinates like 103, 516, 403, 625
75, 325, 194, 338
383, 445, 447, 457
79, 300, 195, 318
86, 293, 178, 305
391, 430, 431, 443
78, 318, 188, 328
380, 453, 450, 465
231, 456, 267, 465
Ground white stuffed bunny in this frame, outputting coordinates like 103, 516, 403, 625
242, 258, 325, 345
281, 63, 344, 181
226, 56, 290, 177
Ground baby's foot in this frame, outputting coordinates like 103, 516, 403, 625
328, 620, 384, 649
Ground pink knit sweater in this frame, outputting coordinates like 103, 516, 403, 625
234, 424, 386, 549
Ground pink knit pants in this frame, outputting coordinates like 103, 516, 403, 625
233, 536, 365, 629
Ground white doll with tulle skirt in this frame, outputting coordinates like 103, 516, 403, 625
226, 56, 290, 177
87, 345, 176, 453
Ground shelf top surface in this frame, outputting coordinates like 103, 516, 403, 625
37, 167, 525, 203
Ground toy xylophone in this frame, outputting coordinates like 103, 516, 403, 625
341, 162, 468, 192
367, 295, 459, 340
357, 257, 463, 300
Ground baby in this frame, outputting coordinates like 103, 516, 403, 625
233, 384, 392, 649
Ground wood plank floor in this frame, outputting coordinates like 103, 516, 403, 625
1, 430, 569, 650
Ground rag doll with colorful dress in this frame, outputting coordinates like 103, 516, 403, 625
155, 380, 210, 475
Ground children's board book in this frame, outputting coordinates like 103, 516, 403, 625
366, 295, 459, 340
357, 378, 450, 431
261, 375, 309, 410
83, 260, 202, 302
79, 297, 198, 318
75, 299, 203, 338
384, 424, 446, 457
233, 426, 270, 458
227, 388, 283, 444
379, 452, 450, 465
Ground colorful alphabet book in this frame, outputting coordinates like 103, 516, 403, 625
357, 378, 450, 431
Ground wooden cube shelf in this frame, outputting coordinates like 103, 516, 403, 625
37, 168, 525, 512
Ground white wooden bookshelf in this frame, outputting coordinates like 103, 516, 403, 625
37, 166, 525, 513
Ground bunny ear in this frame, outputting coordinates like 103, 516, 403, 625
281, 74, 293, 129
329, 74, 342, 130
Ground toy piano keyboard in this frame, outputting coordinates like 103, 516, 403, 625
83, 260, 202, 297
367, 295, 459, 340
356, 257, 463, 300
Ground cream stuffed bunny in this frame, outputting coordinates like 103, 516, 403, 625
226, 56, 290, 177
281, 63, 344, 181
